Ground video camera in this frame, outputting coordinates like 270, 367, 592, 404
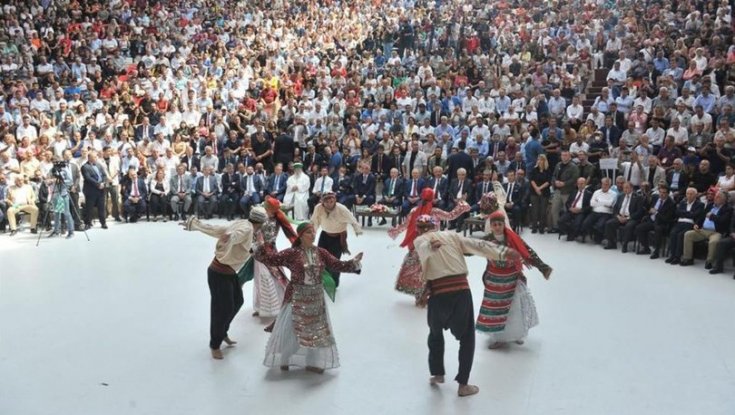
51, 160, 68, 180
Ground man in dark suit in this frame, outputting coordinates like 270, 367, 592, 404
303, 144, 324, 172
220, 163, 241, 220
346, 162, 376, 222
472, 170, 494, 213
558, 177, 593, 241
195, 166, 219, 219
604, 181, 645, 252
334, 165, 353, 207
634, 184, 676, 258
666, 187, 706, 264
503, 170, 524, 231
599, 116, 623, 147
273, 132, 295, 167
681, 190, 732, 268
371, 144, 393, 186
446, 140, 474, 182
607, 102, 626, 130
265, 163, 288, 202
426, 165, 449, 211
123, 169, 148, 223
81, 151, 108, 229
238, 165, 263, 217
379, 167, 404, 225
181, 150, 201, 172
447, 167, 472, 230
401, 168, 426, 217
134, 117, 155, 142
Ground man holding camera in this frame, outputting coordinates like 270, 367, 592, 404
49, 158, 75, 238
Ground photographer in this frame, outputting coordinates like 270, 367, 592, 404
48, 158, 75, 238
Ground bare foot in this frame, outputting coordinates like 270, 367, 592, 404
211, 349, 224, 360
224, 337, 237, 346
429, 375, 445, 385
458, 384, 479, 397
305, 366, 324, 374
488, 341, 506, 349
252, 311, 260, 317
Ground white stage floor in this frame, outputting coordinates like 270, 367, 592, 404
1, 221, 735, 415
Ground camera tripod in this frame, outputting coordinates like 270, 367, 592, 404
35, 178, 90, 247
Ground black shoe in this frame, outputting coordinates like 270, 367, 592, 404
637, 248, 651, 255
114, 217, 122, 222
669, 257, 680, 265
30, 228, 38, 234
48, 231, 59, 238
679, 259, 694, 266
548, 228, 559, 234
66, 232, 74, 239
9, 230, 17, 236
705, 262, 713, 270
709, 267, 723, 275
101, 224, 108, 229
84, 224, 92, 230
665, 257, 674, 264
539, 229, 545, 234
621, 246, 628, 253
531, 228, 538, 234
650, 251, 660, 259
181, 214, 187, 220
378, 218, 387, 226
367, 218, 373, 227
603, 244, 617, 250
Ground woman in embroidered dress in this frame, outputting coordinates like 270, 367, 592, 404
251, 196, 298, 321
388, 188, 470, 305
476, 211, 552, 349
254, 222, 363, 373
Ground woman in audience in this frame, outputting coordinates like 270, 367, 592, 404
148, 168, 169, 222
529, 155, 552, 234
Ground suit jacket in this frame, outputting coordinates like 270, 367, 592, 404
402, 177, 426, 200
474, 180, 495, 203
240, 173, 264, 195
304, 152, 324, 170
565, 188, 594, 214
643, 165, 667, 188
334, 174, 353, 195
699, 203, 733, 234
675, 199, 705, 223
402, 151, 428, 177
81, 161, 108, 194
487, 140, 506, 159
195, 175, 219, 196
371, 153, 393, 177
181, 154, 201, 171
68, 162, 81, 193
352, 173, 376, 197
503, 181, 524, 207
647, 194, 676, 226
665, 169, 689, 193
382, 177, 405, 199
169, 174, 193, 195
446, 151, 474, 182
599, 125, 622, 147
448, 178, 472, 202
135, 124, 155, 142
612, 192, 645, 221
609, 110, 626, 130
221, 172, 240, 196
426, 176, 449, 202
273, 134, 295, 166
124, 177, 148, 201
265, 173, 288, 198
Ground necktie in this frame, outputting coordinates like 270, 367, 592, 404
248, 175, 253, 193
621, 195, 630, 216
378, 156, 383, 173
390, 179, 395, 196
457, 181, 463, 198
483, 182, 488, 194
626, 164, 632, 182
179, 176, 183, 192
508, 183, 514, 203
133, 181, 139, 197
275, 175, 280, 192
363, 174, 367, 184
411, 179, 417, 196
204, 178, 209, 193
572, 191, 582, 208
320, 178, 325, 193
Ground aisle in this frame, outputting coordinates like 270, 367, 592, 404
1, 222, 734, 415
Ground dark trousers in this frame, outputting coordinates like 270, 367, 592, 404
635, 219, 669, 253
84, 190, 106, 226
318, 232, 344, 286
207, 268, 244, 350
124, 199, 147, 221
604, 217, 638, 247
668, 222, 695, 258
559, 212, 586, 239
713, 236, 735, 268
149, 194, 168, 217
197, 195, 217, 218
529, 193, 548, 230
427, 289, 475, 385
581, 212, 612, 243
220, 193, 238, 219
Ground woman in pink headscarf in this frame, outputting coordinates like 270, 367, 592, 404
388, 188, 470, 305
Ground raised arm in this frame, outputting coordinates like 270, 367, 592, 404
253, 243, 296, 269
184, 217, 228, 238
388, 214, 410, 239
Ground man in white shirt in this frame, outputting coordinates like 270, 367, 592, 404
309, 166, 334, 213
566, 96, 584, 129
581, 178, 617, 243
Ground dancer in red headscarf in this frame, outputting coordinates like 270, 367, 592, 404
251, 196, 298, 322
476, 211, 553, 349
388, 188, 470, 305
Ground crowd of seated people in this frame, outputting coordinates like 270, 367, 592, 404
0, 0, 734, 278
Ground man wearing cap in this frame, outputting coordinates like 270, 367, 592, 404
182, 207, 266, 360
413, 214, 519, 397
311, 192, 363, 287
284, 162, 310, 220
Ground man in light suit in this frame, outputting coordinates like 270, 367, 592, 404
379, 167, 404, 225
239, 165, 264, 217
195, 166, 219, 219
265, 163, 288, 202
447, 167, 473, 230
81, 151, 108, 229
402, 140, 428, 177
123, 169, 148, 223
169, 163, 193, 220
